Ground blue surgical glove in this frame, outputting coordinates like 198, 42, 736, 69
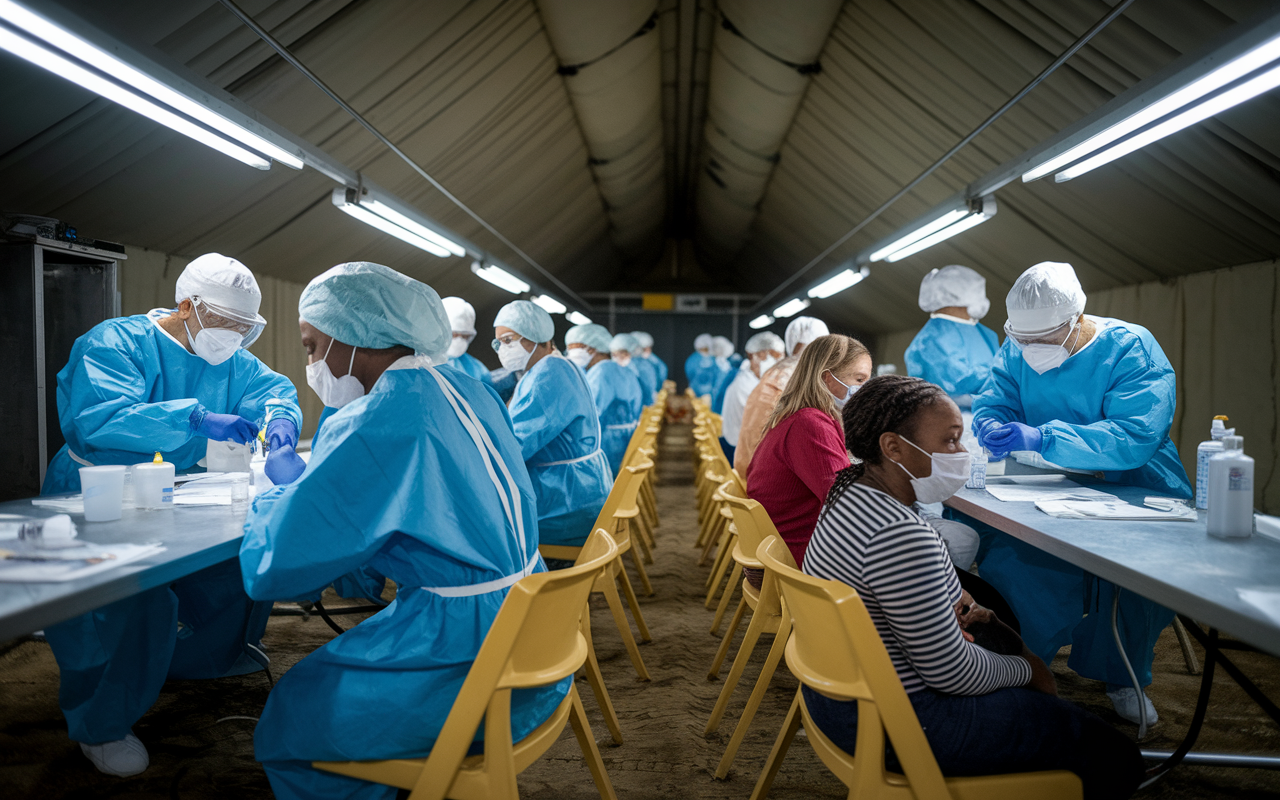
266, 418, 299, 451
984, 422, 1043, 460
193, 408, 259, 444
265, 444, 307, 485
973, 416, 1003, 444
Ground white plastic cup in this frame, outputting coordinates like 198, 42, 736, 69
133, 462, 176, 510
79, 465, 127, 522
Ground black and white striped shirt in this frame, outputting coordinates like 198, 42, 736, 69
803, 482, 1032, 695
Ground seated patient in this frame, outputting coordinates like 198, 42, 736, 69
802, 375, 1143, 800
241, 262, 566, 800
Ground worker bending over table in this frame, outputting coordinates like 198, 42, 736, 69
241, 262, 565, 800
42, 254, 303, 777
966, 261, 1192, 725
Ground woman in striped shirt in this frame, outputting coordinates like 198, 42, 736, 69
802, 375, 1142, 800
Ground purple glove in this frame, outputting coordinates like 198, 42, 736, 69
973, 416, 1003, 445
984, 422, 1043, 460
194, 409, 258, 444
265, 444, 307, 485
266, 418, 299, 451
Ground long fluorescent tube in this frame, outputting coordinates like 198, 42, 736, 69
0, 26, 271, 169
1024, 31, 1280, 182
360, 198, 466, 257
773, 298, 811, 319
332, 189, 451, 256
883, 212, 990, 263
1056, 63, 1280, 181
871, 197, 996, 264
566, 311, 592, 325
869, 209, 970, 263
808, 267, 869, 299
0, 0, 302, 169
530, 294, 567, 314
748, 314, 774, 329
470, 261, 530, 294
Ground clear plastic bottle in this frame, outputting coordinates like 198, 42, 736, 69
1195, 415, 1232, 510
1207, 435, 1254, 539
967, 447, 987, 489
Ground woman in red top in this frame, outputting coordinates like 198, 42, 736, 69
747, 334, 872, 567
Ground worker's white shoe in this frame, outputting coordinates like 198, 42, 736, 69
80, 733, 149, 777
1107, 687, 1158, 726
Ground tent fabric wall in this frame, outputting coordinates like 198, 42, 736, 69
876, 259, 1280, 514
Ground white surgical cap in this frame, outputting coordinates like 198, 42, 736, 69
567, 323, 612, 352
176, 253, 264, 322
1005, 261, 1086, 336
785, 316, 828, 355
919, 265, 990, 320
495, 300, 555, 343
298, 262, 450, 361
441, 296, 476, 337
611, 333, 640, 354
745, 331, 784, 354
695, 333, 714, 351
711, 336, 734, 358
631, 331, 654, 349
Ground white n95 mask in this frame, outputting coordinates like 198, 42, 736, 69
498, 339, 533, 373
757, 355, 778, 376
184, 321, 241, 366
828, 371, 860, 410
567, 348, 594, 368
446, 336, 469, 359
1020, 322, 1080, 375
896, 436, 971, 504
614, 354, 633, 368
306, 339, 365, 408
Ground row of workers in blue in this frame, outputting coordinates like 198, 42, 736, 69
37, 254, 665, 797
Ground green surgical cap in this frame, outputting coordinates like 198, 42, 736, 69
494, 300, 554, 343
566, 323, 612, 352
298, 261, 450, 362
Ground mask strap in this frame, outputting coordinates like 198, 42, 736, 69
346, 345, 358, 377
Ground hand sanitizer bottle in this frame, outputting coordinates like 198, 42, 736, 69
1196, 415, 1232, 510
1207, 435, 1253, 539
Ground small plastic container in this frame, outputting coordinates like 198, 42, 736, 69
967, 449, 987, 489
230, 475, 250, 503
1207, 435, 1254, 539
133, 462, 175, 510
79, 465, 126, 522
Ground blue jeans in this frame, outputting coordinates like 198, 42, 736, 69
803, 685, 1143, 800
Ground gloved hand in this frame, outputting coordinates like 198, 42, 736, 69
973, 416, 1003, 444
266, 418, 299, 451
196, 411, 259, 444
984, 422, 1043, 460
265, 444, 307, 485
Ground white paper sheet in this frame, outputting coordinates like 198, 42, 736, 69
982, 475, 1113, 502
1035, 499, 1198, 521
0, 543, 165, 582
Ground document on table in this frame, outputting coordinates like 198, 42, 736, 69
982, 474, 1113, 503
1035, 499, 1198, 521
0, 542, 165, 582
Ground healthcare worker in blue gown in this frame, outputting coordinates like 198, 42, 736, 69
632, 330, 668, 387
905, 264, 1000, 405
568, 324, 643, 476
41, 254, 303, 777
685, 333, 717, 396
495, 301, 612, 548
708, 336, 738, 414
966, 261, 1190, 727
611, 332, 656, 406
242, 262, 567, 800
440, 296, 516, 403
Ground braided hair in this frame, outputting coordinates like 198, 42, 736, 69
823, 374, 951, 512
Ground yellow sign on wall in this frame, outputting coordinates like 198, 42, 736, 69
642, 293, 675, 310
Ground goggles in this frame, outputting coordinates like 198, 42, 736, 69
492, 333, 526, 352
191, 296, 266, 348
1003, 317, 1076, 350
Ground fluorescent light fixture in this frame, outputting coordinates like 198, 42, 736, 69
1024, 30, 1280, 182
360, 198, 465, 257
566, 311, 592, 325
470, 260, 530, 294
772, 298, 811, 319
530, 294, 567, 315
332, 189, 452, 256
0, 0, 303, 169
871, 197, 996, 263
808, 266, 870, 299
748, 314, 774, 329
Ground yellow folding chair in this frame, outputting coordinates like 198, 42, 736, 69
750, 536, 1082, 800
314, 530, 620, 800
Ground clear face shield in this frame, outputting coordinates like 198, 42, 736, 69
1003, 317, 1078, 351
191, 296, 266, 348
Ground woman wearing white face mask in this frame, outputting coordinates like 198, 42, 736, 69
493, 301, 612, 549
968, 261, 1190, 726
746, 334, 871, 572
801, 374, 1144, 800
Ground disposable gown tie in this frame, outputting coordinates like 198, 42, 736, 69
585, 359, 644, 476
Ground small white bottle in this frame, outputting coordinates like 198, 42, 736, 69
967, 447, 987, 489
1207, 435, 1254, 539
1196, 415, 1232, 510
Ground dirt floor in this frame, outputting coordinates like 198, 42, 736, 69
2, 422, 1280, 799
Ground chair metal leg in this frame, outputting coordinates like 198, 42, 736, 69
715, 618, 790, 778
568, 686, 620, 800
708, 595, 749, 677
748, 689, 803, 796
616, 564, 653, 642
600, 568, 651, 681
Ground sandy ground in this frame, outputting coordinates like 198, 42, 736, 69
2, 422, 1279, 799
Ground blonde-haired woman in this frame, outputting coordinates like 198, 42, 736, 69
746, 334, 872, 567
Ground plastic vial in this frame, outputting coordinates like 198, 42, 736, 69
1195, 415, 1232, 510
1207, 435, 1254, 539
967, 448, 987, 489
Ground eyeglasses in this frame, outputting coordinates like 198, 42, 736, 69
491, 334, 525, 352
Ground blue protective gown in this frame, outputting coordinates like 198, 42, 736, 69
586, 360, 644, 476
710, 362, 740, 415
905, 316, 1000, 401
963, 316, 1191, 686
41, 312, 300, 744
508, 355, 612, 547
644, 353, 669, 387
627, 357, 658, 406
242, 360, 569, 800
684, 352, 717, 396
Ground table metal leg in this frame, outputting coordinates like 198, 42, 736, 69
1140, 625, 1217, 786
